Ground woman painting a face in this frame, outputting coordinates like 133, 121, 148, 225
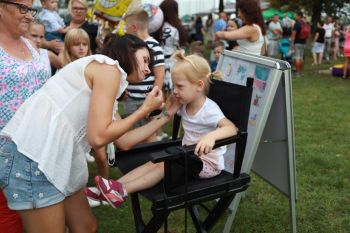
0, 1, 50, 233
0, 33, 181, 233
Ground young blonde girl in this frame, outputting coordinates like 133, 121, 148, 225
63, 28, 92, 66
25, 20, 63, 73
95, 51, 238, 208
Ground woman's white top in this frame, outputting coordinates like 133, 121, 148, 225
1, 54, 128, 195
237, 24, 264, 55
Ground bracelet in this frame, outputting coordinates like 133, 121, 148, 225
156, 111, 170, 120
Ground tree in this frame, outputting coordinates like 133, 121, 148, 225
219, 0, 224, 12
269, 0, 350, 25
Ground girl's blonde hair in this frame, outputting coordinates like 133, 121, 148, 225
171, 51, 222, 94
63, 28, 91, 65
68, 0, 88, 13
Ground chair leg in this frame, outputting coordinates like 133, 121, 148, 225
188, 205, 208, 233
141, 211, 170, 233
130, 194, 145, 233
203, 195, 236, 231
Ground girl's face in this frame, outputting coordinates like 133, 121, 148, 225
214, 46, 223, 61
26, 24, 45, 49
172, 71, 202, 105
69, 40, 89, 60
127, 48, 151, 83
227, 20, 237, 31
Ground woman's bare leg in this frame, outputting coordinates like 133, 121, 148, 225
64, 189, 97, 233
19, 202, 65, 233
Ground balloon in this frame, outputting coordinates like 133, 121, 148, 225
142, 3, 164, 33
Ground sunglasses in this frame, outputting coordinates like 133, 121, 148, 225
2, 1, 38, 17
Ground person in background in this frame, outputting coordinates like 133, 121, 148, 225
66, 0, 98, 54
62, 28, 91, 66
189, 40, 205, 57
38, 0, 71, 41
311, 20, 325, 66
0, 0, 51, 232
323, 16, 334, 63
212, 12, 227, 40
332, 20, 341, 60
278, 27, 293, 65
123, 10, 166, 141
193, 16, 205, 42
342, 26, 350, 79
266, 14, 283, 58
205, 13, 214, 45
95, 51, 238, 209
211, 40, 225, 71
0, 33, 181, 233
152, 0, 187, 93
215, 0, 265, 56
290, 11, 307, 77
225, 18, 240, 51
25, 19, 63, 73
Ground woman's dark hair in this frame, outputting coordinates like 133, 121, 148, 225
101, 33, 151, 75
236, 0, 266, 35
152, 0, 187, 46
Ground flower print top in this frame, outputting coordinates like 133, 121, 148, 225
0, 37, 51, 131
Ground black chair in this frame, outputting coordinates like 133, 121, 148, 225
112, 78, 253, 233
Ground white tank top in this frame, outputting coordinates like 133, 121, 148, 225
237, 24, 264, 55
2, 54, 128, 195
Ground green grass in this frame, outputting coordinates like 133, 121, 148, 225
88, 56, 350, 232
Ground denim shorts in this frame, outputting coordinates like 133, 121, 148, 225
0, 137, 65, 210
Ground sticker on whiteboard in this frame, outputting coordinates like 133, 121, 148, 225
254, 65, 270, 81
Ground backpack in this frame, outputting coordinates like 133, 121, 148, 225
299, 22, 311, 40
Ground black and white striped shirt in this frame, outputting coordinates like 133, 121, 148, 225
127, 37, 165, 99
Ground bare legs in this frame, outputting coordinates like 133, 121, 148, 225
18, 189, 97, 233
312, 53, 324, 65
19, 202, 66, 233
118, 161, 164, 194
343, 56, 349, 79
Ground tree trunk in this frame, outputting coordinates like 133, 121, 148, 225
311, 1, 323, 30
219, 0, 224, 12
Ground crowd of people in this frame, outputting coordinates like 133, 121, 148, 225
187, 7, 350, 78
0, 0, 350, 232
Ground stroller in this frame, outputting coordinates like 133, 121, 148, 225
278, 37, 293, 65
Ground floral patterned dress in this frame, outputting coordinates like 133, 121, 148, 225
0, 37, 51, 132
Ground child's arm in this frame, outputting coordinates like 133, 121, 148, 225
48, 49, 63, 69
57, 25, 72, 34
195, 118, 238, 156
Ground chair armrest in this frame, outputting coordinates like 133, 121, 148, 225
150, 133, 242, 163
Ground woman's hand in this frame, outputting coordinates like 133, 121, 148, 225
142, 86, 164, 114
164, 94, 182, 117
195, 135, 216, 156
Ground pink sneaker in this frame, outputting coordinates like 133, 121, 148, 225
95, 176, 126, 208
84, 187, 106, 201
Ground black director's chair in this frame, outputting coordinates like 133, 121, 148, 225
111, 78, 253, 233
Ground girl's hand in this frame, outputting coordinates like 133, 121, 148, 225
164, 94, 182, 117
142, 86, 164, 113
195, 135, 215, 156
